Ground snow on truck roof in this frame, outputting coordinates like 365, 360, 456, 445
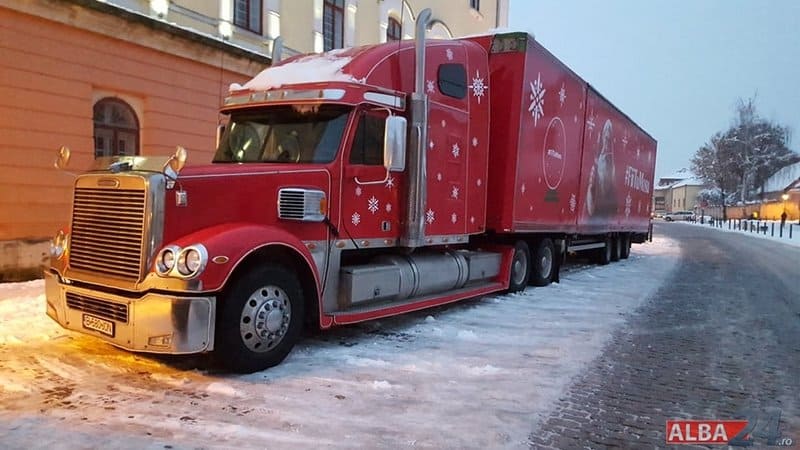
230, 50, 359, 92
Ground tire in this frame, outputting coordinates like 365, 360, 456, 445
665, 217, 673, 222
595, 237, 612, 266
610, 236, 622, 262
530, 238, 555, 287
620, 234, 631, 259
507, 240, 531, 293
214, 264, 305, 373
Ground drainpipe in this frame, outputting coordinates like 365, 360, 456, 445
402, 8, 431, 248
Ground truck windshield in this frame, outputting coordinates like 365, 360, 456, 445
213, 104, 351, 164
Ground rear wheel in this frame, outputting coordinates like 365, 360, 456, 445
530, 238, 555, 287
214, 264, 305, 373
611, 236, 622, 262
507, 241, 531, 293
620, 234, 631, 259
595, 237, 612, 265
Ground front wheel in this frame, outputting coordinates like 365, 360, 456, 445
530, 239, 555, 287
214, 264, 305, 373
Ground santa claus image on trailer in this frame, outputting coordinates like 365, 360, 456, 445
585, 119, 618, 217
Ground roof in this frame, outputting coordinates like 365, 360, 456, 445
671, 178, 707, 188
762, 161, 800, 193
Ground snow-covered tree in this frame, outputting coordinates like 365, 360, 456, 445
692, 96, 798, 212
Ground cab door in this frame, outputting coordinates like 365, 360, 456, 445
340, 107, 405, 244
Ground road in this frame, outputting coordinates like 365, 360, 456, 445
531, 222, 800, 448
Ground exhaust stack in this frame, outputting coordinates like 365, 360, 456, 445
402, 8, 432, 248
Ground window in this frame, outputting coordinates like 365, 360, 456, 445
349, 112, 387, 165
214, 105, 351, 164
437, 63, 467, 99
234, 0, 262, 34
386, 17, 402, 42
470, 0, 480, 11
93, 98, 139, 158
323, 0, 344, 51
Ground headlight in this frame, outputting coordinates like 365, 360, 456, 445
50, 230, 68, 260
176, 245, 207, 277
156, 246, 179, 275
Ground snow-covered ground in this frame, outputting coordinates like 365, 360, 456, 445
0, 237, 680, 449
670, 219, 800, 248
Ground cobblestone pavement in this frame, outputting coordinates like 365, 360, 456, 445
530, 223, 800, 449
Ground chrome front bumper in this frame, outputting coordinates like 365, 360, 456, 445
44, 270, 216, 354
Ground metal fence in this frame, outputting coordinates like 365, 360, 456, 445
704, 218, 798, 240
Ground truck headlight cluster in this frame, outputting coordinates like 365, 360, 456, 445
156, 244, 208, 279
50, 230, 69, 260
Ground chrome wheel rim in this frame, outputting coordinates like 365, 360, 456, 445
511, 251, 528, 286
240, 285, 292, 352
540, 246, 553, 278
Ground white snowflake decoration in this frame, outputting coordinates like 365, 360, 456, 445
472, 137, 478, 147
569, 193, 577, 213
385, 176, 395, 189
476, 178, 482, 187
426, 209, 436, 224
368, 196, 379, 214
355, 186, 362, 197
441, 119, 446, 128
573, 115, 578, 124
429, 140, 435, 150
446, 48, 453, 61
451, 143, 460, 158
636, 147, 641, 160
426, 80, 435, 94
386, 203, 392, 213
351, 212, 361, 226
468, 70, 487, 104
586, 111, 596, 133
528, 73, 546, 126
622, 132, 629, 148
637, 200, 642, 213
624, 193, 632, 218
558, 83, 566, 107
451, 186, 459, 199
437, 173, 442, 182
521, 183, 526, 194
470, 216, 475, 224
451, 213, 458, 224
529, 205, 534, 212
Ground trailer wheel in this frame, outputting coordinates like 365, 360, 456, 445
214, 264, 305, 373
507, 241, 531, 293
595, 237, 612, 266
611, 236, 622, 262
620, 234, 631, 259
530, 239, 555, 287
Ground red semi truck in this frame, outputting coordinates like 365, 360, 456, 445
45, 10, 656, 372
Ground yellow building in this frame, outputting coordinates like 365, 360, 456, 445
106, 0, 509, 56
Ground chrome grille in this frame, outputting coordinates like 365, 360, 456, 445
69, 187, 146, 280
278, 189, 306, 220
66, 292, 128, 323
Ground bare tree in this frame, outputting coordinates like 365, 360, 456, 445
692, 132, 736, 219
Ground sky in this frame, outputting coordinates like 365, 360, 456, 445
508, 0, 800, 179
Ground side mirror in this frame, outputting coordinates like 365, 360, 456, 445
54, 146, 71, 170
164, 145, 188, 177
384, 116, 407, 172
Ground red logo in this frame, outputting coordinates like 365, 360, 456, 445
666, 420, 749, 445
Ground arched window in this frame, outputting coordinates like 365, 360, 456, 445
93, 98, 139, 158
386, 17, 402, 41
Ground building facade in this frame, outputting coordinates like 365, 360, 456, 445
0, 0, 508, 280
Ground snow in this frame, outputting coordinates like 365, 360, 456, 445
671, 177, 706, 188
230, 53, 358, 92
761, 161, 800, 193
0, 237, 680, 449
678, 219, 800, 248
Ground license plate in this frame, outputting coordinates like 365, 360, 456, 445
82, 314, 115, 337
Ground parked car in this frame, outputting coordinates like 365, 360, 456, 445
664, 211, 694, 221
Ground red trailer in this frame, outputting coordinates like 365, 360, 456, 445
45, 10, 655, 372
